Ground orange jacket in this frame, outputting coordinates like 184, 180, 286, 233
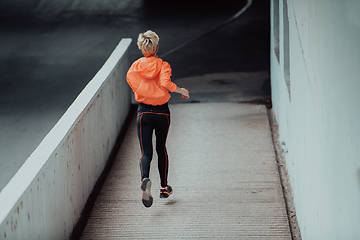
126, 56, 177, 106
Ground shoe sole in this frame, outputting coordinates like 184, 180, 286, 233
141, 178, 153, 207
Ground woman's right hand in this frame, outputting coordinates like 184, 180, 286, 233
175, 87, 190, 99
180, 88, 190, 99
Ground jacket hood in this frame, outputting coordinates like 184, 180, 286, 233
134, 57, 163, 79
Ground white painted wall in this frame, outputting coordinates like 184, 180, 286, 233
0, 38, 132, 240
271, 0, 360, 239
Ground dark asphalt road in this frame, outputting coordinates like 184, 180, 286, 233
0, 0, 270, 190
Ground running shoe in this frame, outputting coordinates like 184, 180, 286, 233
160, 185, 173, 198
140, 178, 153, 207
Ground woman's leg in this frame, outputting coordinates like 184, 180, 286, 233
137, 113, 154, 181
155, 114, 170, 188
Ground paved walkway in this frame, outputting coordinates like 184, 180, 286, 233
79, 102, 291, 239
0, 0, 270, 191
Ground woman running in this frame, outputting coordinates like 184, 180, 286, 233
126, 30, 190, 207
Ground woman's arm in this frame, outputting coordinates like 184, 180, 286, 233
159, 61, 190, 99
174, 87, 190, 99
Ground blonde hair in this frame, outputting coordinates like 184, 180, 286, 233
137, 30, 159, 57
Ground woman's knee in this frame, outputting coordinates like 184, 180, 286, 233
156, 145, 167, 155
141, 152, 153, 162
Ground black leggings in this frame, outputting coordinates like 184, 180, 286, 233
136, 103, 170, 188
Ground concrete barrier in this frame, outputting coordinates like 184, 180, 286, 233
270, 0, 360, 238
0, 38, 132, 240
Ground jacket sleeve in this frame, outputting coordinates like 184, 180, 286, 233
126, 62, 140, 92
159, 61, 177, 92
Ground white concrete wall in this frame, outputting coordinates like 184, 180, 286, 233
0, 38, 132, 240
271, 0, 360, 239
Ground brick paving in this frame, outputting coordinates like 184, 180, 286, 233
79, 103, 291, 239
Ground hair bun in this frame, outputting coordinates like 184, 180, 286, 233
142, 33, 151, 40
137, 30, 160, 56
